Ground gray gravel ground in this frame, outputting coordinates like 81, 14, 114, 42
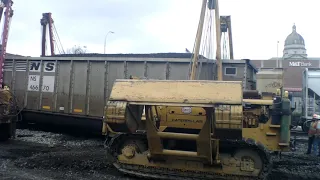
0, 128, 319, 180
0, 129, 135, 180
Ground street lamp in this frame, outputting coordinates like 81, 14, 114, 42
277, 41, 279, 68
104, 31, 114, 54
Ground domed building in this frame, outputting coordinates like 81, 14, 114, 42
283, 24, 307, 59
251, 24, 319, 121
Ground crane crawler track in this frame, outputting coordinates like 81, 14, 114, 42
106, 133, 272, 180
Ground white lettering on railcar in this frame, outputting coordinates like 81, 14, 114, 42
27, 75, 55, 92
27, 75, 40, 91
29, 61, 56, 72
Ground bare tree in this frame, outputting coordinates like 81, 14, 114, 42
66, 45, 87, 54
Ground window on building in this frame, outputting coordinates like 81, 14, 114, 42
224, 67, 237, 76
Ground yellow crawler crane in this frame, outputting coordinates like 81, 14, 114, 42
103, 79, 291, 180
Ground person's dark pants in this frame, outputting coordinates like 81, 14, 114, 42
307, 135, 315, 154
313, 137, 320, 156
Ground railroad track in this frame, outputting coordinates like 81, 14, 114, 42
290, 130, 308, 144
291, 130, 308, 136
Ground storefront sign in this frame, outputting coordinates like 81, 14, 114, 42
289, 61, 312, 67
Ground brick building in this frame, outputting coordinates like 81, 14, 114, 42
250, 24, 320, 114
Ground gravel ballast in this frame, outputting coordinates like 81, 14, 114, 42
0, 128, 318, 180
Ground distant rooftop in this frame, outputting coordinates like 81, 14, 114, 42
268, 57, 320, 60
49, 52, 257, 72
5, 53, 26, 59
48, 52, 208, 59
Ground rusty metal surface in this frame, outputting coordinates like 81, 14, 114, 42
109, 79, 243, 105
256, 68, 284, 94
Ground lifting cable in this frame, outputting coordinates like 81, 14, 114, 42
52, 25, 62, 54
199, 9, 214, 80
188, 5, 215, 80
52, 23, 65, 54
222, 33, 228, 59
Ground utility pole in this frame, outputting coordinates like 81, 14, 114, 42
277, 41, 279, 68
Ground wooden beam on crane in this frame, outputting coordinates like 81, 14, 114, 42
214, 0, 222, 81
189, 0, 207, 80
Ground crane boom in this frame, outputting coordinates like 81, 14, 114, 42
0, 0, 13, 87
0, 0, 17, 142
226, 17, 234, 59
189, 0, 207, 80
40, 12, 55, 56
220, 16, 234, 60
214, 0, 222, 80
190, 0, 222, 81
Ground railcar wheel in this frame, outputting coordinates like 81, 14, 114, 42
302, 121, 311, 133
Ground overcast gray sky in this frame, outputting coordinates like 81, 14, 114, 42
4, 0, 320, 59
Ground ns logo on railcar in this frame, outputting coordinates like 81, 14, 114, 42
27, 61, 56, 93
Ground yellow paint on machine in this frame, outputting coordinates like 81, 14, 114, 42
42, 106, 50, 110
74, 109, 83, 113
109, 79, 243, 105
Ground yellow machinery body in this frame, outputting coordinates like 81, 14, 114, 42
103, 79, 291, 180
0, 86, 18, 141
